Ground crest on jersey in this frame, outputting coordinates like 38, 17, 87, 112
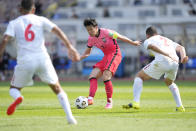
102, 37, 106, 43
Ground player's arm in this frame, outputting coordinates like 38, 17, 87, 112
147, 44, 178, 62
51, 26, 80, 61
109, 31, 141, 46
79, 47, 92, 61
176, 44, 189, 64
117, 34, 141, 46
0, 35, 11, 58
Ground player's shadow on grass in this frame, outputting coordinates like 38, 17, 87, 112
0, 124, 23, 128
73, 110, 137, 115
17, 107, 62, 110
184, 106, 196, 109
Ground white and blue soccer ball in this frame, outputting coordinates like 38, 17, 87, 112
75, 96, 88, 109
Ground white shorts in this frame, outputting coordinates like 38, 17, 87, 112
143, 60, 179, 81
11, 56, 58, 88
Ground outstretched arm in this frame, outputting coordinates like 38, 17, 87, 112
176, 45, 188, 64
117, 33, 141, 46
0, 35, 11, 58
79, 47, 92, 61
148, 44, 178, 62
52, 26, 80, 61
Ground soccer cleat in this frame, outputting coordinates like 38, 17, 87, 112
176, 106, 185, 112
7, 96, 23, 115
67, 117, 77, 125
88, 99, 94, 105
105, 103, 112, 109
122, 102, 140, 109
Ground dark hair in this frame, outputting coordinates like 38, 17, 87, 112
146, 26, 158, 36
83, 18, 98, 27
21, 0, 35, 11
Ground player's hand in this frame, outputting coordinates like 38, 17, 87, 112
181, 56, 189, 64
68, 47, 80, 62
133, 41, 142, 46
168, 54, 178, 63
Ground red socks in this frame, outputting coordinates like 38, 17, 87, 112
89, 78, 113, 103
104, 80, 113, 103
89, 78, 98, 97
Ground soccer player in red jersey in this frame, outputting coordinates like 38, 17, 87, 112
78, 18, 141, 109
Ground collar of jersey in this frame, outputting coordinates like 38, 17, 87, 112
95, 29, 101, 38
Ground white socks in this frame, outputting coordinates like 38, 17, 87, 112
57, 91, 74, 119
168, 83, 183, 107
133, 77, 143, 103
9, 88, 22, 100
88, 96, 93, 100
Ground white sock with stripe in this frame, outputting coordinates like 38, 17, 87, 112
57, 91, 74, 120
168, 83, 183, 107
133, 77, 143, 103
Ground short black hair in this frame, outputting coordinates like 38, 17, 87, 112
146, 26, 158, 36
21, 0, 35, 11
83, 18, 98, 27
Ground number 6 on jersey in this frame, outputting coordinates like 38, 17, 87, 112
25, 24, 35, 42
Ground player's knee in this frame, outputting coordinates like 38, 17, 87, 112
49, 83, 61, 94
102, 74, 112, 81
89, 72, 99, 79
164, 78, 173, 86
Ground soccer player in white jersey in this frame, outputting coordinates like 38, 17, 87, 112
0, 0, 79, 124
123, 26, 189, 112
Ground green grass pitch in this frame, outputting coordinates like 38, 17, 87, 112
0, 80, 196, 131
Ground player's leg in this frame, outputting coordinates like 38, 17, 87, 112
134, 70, 151, 103
164, 78, 185, 112
164, 63, 185, 112
38, 58, 77, 124
7, 63, 35, 115
101, 54, 122, 109
7, 86, 23, 115
123, 70, 152, 109
102, 70, 113, 109
88, 68, 102, 105
49, 82, 77, 124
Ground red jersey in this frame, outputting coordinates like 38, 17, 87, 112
87, 28, 121, 56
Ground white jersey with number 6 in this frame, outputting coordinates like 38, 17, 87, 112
4, 14, 56, 63
4, 14, 58, 87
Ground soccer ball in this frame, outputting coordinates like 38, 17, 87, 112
75, 96, 88, 109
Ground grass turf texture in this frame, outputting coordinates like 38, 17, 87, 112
0, 80, 196, 131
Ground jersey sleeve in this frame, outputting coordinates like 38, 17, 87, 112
143, 39, 156, 50
87, 38, 93, 48
4, 21, 15, 37
143, 39, 150, 50
41, 17, 57, 32
172, 42, 179, 50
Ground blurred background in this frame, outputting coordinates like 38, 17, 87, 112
0, 0, 196, 81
